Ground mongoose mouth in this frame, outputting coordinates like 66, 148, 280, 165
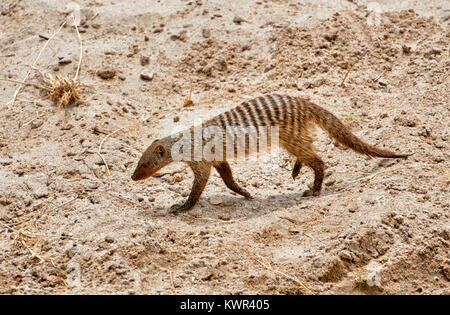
131, 169, 155, 181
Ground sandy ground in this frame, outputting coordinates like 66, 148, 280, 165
0, 0, 449, 294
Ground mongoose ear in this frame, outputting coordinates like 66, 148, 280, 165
150, 138, 160, 145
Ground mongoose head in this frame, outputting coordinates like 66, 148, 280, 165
131, 139, 172, 181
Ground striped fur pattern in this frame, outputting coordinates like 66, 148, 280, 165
132, 94, 411, 213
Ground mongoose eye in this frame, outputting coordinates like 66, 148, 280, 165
156, 145, 165, 159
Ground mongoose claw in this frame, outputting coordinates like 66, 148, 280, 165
168, 203, 191, 214
302, 189, 320, 197
241, 190, 253, 199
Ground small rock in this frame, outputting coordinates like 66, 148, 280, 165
233, 16, 244, 24
140, 55, 150, 66
442, 13, 450, 22
97, 69, 116, 80
33, 186, 49, 199
264, 64, 275, 72
201, 270, 214, 281
202, 28, 210, 38
241, 43, 251, 52
210, 197, 223, 205
424, 47, 441, 58
218, 214, 231, 221
394, 115, 417, 127
402, 45, 412, 54
170, 30, 187, 41
181, 192, 189, 197
140, 71, 154, 81
30, 119, 43, 129
105, 236, 115, 243
58, 58, 72, 65
324, 32, 338, 42
189, 258, 207, 268
60, 124, 73, 131
173, 116, 180, 122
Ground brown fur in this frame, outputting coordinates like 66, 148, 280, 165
132, 94, 411, 212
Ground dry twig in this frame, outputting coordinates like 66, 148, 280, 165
5, 21, 67, 108
183, 83, 194, 107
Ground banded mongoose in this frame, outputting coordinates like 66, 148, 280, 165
132, 94, 411, 213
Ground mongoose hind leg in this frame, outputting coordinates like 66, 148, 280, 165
169, 161, 211, 213
301, 153, 325, 197
214, 162, 252, 199
285, 142, 325, 197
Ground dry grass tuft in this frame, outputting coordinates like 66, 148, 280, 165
42, 73, 84, 109
1, 15, 86, 110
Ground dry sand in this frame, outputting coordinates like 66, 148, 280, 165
0, 0, 449, 294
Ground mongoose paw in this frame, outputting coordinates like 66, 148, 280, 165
168, 203, 191, 214
242, 190, 253, 199
302, 189, 320, 197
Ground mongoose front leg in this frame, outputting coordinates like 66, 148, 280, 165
292, 161, 302, 179
169, 162, 211, 213
214, 162, 252, 199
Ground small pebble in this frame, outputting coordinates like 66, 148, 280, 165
58, 58, 72, 65
140, 71, 154, 81
97, 69, 116, 80
30, 119, 43, 129
140, 55, 150, 66
105, 236, 115, 243
233, 16, 244, 24
241, 43, 251, 52
202, 28, 210, 38
218, 214, 231, 221
210, 197, 223, 205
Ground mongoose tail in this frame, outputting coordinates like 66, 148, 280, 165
305, 100, 413, 159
